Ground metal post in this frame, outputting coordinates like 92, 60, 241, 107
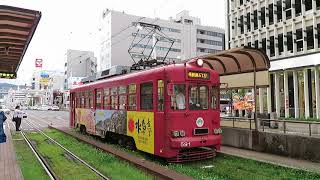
284, 121, 286, 134
309, 123, 312, 136
254, 67, 258, 131
250, 118, 252, 130
233, 118, 235, 127
262, 120, 264, 131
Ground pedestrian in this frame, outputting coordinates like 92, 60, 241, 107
0, 110, 7, 143
13, 106, 25, 132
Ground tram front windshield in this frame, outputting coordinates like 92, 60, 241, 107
189, 85, 208, 110
170, 84, 209, 110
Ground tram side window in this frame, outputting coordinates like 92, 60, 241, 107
119, 86, 127, 110
140, 82, 153, 110
119, 95, 127, 109
157, 80, 164, 111
86, 91, 93, 108
111, 87, 118, 109
211, 86, 219, 109
77, 93, 81, 108
128, 84, 137, 110
189, 85, 208, 110
96, 90, 102, 109
81, 93, 85, 108
170, 84, 186, 110
104, 88, 110, 109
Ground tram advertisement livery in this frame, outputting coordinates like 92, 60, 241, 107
95, 110, 127, 134
127, 111, 154, 154
75, 109, 95, 133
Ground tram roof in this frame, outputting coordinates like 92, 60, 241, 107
0, 5, 41, 78
195, 47, 270, 88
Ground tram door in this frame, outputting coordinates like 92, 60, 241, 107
70, 92, 76, 128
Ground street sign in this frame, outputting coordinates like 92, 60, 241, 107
35, 59, 43, 68
0, 72, 16, 79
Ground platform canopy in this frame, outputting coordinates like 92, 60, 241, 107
198, 47, 270, 88
0, 5, 41, 79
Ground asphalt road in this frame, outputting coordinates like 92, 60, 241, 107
7, 110, 69, 131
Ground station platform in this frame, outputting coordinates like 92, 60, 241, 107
0, 122, 23, 180
221, 146, 320, 173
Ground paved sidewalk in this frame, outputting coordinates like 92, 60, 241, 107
0, 122, 23, 180
221, 146, 320, 173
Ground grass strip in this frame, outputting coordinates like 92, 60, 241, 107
74, 131, 320, 180
41, 129, 152, 180
11, 132, 50, 180
26, 131, 101, 180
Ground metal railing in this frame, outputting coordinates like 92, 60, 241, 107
221, 116, 320, 137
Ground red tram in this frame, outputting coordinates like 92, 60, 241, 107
69, 59, 222, 162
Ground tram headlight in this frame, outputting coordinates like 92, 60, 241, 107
172, 130, 180, 138
179, 130, 186, 137
196, 59, 204, 67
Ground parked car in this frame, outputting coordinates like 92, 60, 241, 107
39, 105, 50, 111
51, 106, 60, 111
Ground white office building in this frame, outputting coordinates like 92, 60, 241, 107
225, 0, 320, 119
64, 49, 97, 90
99, 9, 225, 70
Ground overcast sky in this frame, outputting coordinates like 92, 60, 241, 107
0, 0, 225, 85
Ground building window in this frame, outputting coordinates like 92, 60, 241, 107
317, 0, 320, 9
318, 24, 320, 47
287, 31, 293, 52
261, 7, 266, 27
140, 82, 153, 110
269, 4, 274, 25
255, 40, 259, 49
306, 26, 314, 50
305, 0, 312, 11
270, 36, 275, 57
253, 10, 258, 30
240, 15, 244, 34
276, 1, 282, 22
278, 33, 284, 54
295, 0, 302, 16
285, 0, 292, 19
262, 38, 266, 53
246, 13, 251, 31
296, 28, 303, 51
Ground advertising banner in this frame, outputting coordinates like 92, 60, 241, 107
127, 111, 154, 154
35, 59, 43, 68
95, 110, 127, 134
75, 108, 95, 133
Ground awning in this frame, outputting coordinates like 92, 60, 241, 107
0, 5, 41, 78
197, 47, 270, 88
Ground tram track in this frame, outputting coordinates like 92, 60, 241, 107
24, 112, 193, 180
21, 118, 109, 180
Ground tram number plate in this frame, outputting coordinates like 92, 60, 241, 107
181, 141, 191, 147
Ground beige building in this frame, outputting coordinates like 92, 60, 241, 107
225, 0, 320, 119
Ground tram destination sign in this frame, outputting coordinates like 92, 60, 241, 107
0, 72, 17, 79
187, 71, 210, 80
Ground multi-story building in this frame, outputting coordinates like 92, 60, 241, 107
64, 49, 97, 89
225, 0, 320, 119
99, 10, 224, 70
29, 70, 65, 106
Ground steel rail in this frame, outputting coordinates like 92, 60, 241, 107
24, 118, 109, 180
20, 131, 56, 180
